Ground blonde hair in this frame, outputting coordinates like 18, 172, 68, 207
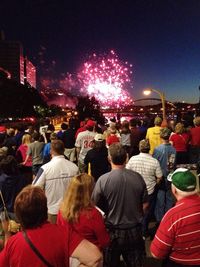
22, 134, 32, 145
60, 174, 95, 223
193, 116, 200, 127
175, 123, 185, 134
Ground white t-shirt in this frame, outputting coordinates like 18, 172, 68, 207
75, 130, 96, 163
32, 155, 79, 214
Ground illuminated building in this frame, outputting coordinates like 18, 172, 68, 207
24, 57, 36, 88
0, 34, 37, 88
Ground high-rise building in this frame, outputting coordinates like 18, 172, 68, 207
24, 57, 36, 88
0, 33, 37, 88
0, 40, 24, 84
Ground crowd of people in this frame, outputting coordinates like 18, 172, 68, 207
0, 114, 199, 267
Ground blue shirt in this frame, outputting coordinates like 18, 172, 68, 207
153, 143, 176, 177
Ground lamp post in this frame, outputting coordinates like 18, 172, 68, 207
143, 88, 167, 126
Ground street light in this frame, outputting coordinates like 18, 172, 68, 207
143, 88, 167, 125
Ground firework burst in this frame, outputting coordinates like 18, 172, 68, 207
78, 50, 133, 108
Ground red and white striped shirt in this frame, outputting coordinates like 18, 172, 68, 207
151, 194, 200, 265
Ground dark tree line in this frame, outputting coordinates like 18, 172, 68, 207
0, 75, 46, 118
76, 95, 105, 125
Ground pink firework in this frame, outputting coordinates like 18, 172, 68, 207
78, 50, 133, 108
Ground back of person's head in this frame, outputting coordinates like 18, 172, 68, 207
50, 132, 57, 141
109, 143, 127, 165
32, 132, 40, 141
0, 147, 8, 159
61, 123, 68, 130
139, 139, 150, 153
121, 120, 130, 134
85, 120, 96, 131
193, 116, 200, 127
154, 117, 162, 126
7, 128, 15, 137
129, 118, 137, 127
175, 122, 185, 134
27, 125, 35, 135
0, 155, 19, 175
14, 185, 48, 229
47, 124, 55, 132
121, 120, 129, 128
168, 168, 197, 198
61, 174, 94, 222
94, 134, 106, 149
51, 140, 65, 155
22, 134, 32, 145
160, 127, 171, 140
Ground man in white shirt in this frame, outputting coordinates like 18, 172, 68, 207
126, 139, 163, 237
75, 119, 96, 173
32, 140, 79, 223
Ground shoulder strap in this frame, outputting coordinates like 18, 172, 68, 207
22, 231, 53, 267
0, 190, 10, 220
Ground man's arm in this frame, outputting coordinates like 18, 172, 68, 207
150, 218, 173, 259
71, 239, 102, 267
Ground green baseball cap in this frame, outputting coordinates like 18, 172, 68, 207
168, 168, 197, 192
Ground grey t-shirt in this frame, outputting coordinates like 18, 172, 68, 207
92, 168, 148, 229
27, 141, 45, 165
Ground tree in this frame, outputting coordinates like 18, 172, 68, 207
0, 76, 46, 118
76, 95, 105, 124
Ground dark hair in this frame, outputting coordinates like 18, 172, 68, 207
109, 143, 127, 165
15, 124, 24, 132
61, 123, 68, 130
129, 119, 137, 127
86, 126, 94, 131
94, 140, 106, 150
14, 185, 48, 229
121, 121, 130, 134
47, 124, 55, 132
0, 155, 19, 175
32, 132, 40, 141
51, 140, 65, 155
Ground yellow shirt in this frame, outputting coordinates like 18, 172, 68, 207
146, 126, 162, 154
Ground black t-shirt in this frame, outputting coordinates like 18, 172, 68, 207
84, 147, 110, 182
61, 129, 76, 149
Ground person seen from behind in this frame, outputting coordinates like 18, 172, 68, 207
153, 128, 176, 225
146, 116, 162, 154
57, 173, 110, 250
151, 168, 200, 267
120, 120, 131, 155
92, 143, 148, 267
0, 185, 102, 267
33, 140, 78, 224
84, 134, 110, 182
189, 116, 200, 164
16, 133, 33, 184
169, 122, 190, 164
23, 132, 45, 177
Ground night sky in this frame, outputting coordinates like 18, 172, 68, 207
1, 0, 200, 103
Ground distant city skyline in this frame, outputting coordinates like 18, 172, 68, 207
1, 0, 200, 103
